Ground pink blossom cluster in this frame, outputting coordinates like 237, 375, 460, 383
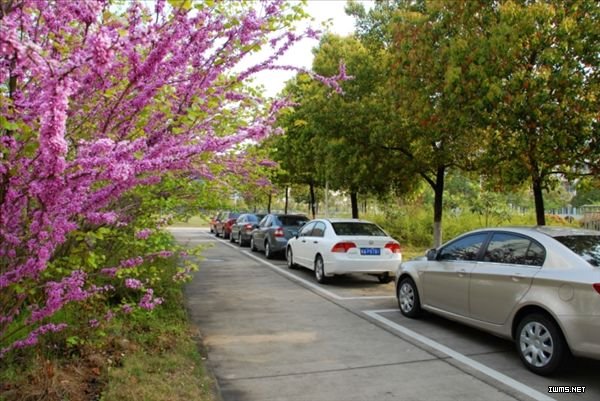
139, 289, 163, 310
0, 0, 340, 357
135, 228, 153, 240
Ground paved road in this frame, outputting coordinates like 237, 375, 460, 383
173, 228, 600, 401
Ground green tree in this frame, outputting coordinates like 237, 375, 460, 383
308, 34, 403, 218
272, 74, 324, 218
477, 0, 599, 225
364, 1, 490, 246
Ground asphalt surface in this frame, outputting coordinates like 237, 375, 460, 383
173, 228, 600, 401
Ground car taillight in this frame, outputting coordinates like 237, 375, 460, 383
331, 242, 357, 253
594, 283, 600, 295
244, 223, 253, 230
274, 227, 284, 237
384, 242, 401, 254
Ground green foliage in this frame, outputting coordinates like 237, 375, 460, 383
572, 178, 600, 207
369, 206, 540, 250
475, 0, 600, 223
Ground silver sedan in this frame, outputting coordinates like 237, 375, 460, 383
395, 226, 600, 375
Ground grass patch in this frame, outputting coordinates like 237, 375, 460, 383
100, 329, 215, 401
0, 257, 217, 401
170, 215, 210, 228
100, 279, 217, 401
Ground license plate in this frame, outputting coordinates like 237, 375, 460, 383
360, 248, 380, 256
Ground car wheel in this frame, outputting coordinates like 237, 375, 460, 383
230, 231, 235, 242
286, 247, 297, 269
237, 233, 243, 246
250, 237, 257, 252
224, 231, 230, 240
265, 241, 273, 259
516, 313, 569, 376
314, 255, 329, 284
378, 272, 392, 284
397, 277, 421, 318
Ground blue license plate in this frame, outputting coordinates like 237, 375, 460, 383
360, 248, 380, 256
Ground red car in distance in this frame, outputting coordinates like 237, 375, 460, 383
214, 211, 241, 240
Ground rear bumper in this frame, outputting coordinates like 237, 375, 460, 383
323, 255, 401, 276
560, 315, 600, 360
269, 237, 289, 253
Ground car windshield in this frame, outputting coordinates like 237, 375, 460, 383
332, 222, 387, 236
554, 235, 600, 267
277, 216, 308, 226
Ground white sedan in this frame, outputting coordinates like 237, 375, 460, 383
285, 218, 402, 283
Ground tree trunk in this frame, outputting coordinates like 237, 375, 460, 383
267, 193, 272, 214
532, 177, 546, 226
432, 166, 445, 248
350, 191, 359, 219
309, 181, 316, 219
284, 186, 289, 215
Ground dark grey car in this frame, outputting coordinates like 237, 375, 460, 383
230, 213, 266, 246
251, 214, 309, 259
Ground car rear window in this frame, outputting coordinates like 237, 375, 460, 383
247, 214, 264, 222
554, 235, 600, 267
276, 216, 308, 226
228, 212, 241, 219
332, 222, 387, 236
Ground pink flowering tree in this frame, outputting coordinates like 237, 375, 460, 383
0, 0, 344, 358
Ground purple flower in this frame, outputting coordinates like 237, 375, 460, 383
135, 228, 152, 239
124, 278, 143, 290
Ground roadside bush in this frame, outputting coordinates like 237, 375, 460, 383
368, 206, 568, 250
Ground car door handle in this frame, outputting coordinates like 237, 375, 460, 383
511, 273, 523, 281
457, 269, 468, 277
301, 240, 306, 243
313, 241, 318, 244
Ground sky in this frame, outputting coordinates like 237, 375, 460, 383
252, 0, 373, 97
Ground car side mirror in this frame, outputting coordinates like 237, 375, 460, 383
426, 248, 437, 261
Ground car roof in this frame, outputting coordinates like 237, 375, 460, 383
468, 226, 600, 238
324, 218, 376, 224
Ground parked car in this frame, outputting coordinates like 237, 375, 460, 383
209, 213, 219, 234
230, 213, 266, 246
214, 211, 241, 239
251, 214, 309, 258
285, 218, 401, 283
395, 226, 600, 376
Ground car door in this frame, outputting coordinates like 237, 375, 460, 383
469, 232, 544, 324
305, 221, 326, 268
232, 215, 243, 238
422, 232, 489, 317
254, 215, 270, 251
294, 221, 316, 267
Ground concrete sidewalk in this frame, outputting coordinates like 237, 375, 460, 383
180, 230, 521, 401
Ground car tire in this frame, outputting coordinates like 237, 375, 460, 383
265, 241, 273, 259
314, 255, 329, 284
378, 272, 392, 284
224, 231, 230, 240
516, 313, 569, 376
397, 277, 422, 318
238, 233, 244, 247
286, 247, 297, 269
230, 231, 235, 242
250, 237, 257, 252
